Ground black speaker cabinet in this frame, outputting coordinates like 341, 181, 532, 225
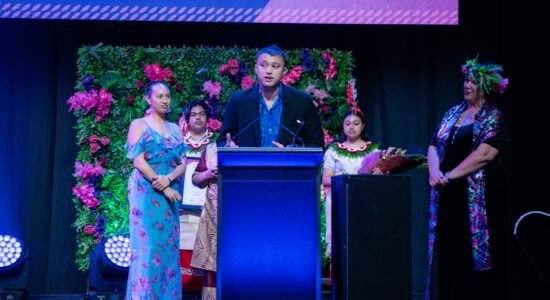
332, 175, 411, 300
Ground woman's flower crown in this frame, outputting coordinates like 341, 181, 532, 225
461, 56, 509, 95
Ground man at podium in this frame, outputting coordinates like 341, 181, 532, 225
218, 44, 324, 148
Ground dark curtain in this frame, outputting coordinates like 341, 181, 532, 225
0, 0, 548, 298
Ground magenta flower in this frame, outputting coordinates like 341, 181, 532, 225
176, 83, 183, 92
74, 161, 105, 179
322, 52, 337, 81
67, 89, 98, 114
203, 80, 222, 98
240, 75, 256, 90
95, 88, 112, 122
144, 63, 174, 82
227, 59, 239, 75
100, 136, 110, 146
90, 142, 100, 154
127, 96, 135, 105
83, 225, 96, 235
72, 183, 100, 209
219, 64, 229, 74
88, 135, 99, 143
281, 66, 303, 86
323, 128, 333, 147
495, 77, 509, 94
136, 80, 144, 89
206, 118, 222, 132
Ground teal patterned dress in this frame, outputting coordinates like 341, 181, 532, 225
125, 121, 187, 300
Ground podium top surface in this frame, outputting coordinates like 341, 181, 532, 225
218, 147, 323, 167
218, 147, 323, 153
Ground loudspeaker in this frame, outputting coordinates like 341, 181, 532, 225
332, 175, 411, 300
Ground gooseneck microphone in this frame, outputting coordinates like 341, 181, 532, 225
279, 120, 305, 147
228, 115, 262, 146
291, 120, 305, 147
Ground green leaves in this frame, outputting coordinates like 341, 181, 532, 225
70, 45, 356, 271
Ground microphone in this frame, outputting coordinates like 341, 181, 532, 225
228, 115, 262, 146
279, 120, 305, 147
291, 119, 305, 147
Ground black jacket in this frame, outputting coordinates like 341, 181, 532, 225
218, 84, 324, 147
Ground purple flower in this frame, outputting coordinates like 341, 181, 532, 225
81, 74, 94, 91
95, 216, 106, 236
300, 50, 314, 72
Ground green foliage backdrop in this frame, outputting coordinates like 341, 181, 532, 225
68, 44, 356, 270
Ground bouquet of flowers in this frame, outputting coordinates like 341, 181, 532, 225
358, 147, 426, 174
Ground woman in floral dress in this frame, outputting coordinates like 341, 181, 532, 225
125, 81, 187, 299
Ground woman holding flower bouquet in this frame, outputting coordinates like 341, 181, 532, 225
321, 109, 380, 274
426, 57, 510, 300
125, 81, 187, 299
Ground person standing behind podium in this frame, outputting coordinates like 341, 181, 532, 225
218, 44, 324, 147
321, 109, 380, 282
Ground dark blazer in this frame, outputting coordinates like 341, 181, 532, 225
218, 84, 324, 147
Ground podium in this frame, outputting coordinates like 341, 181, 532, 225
217, 147, 323, 300
332, 175, 411, 300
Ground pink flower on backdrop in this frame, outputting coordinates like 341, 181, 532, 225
305, 84, 329, 101
95, 88, 112, 122
203, 80, 222, 98
227, 59, 239, 75
144, 63, 174, 82
322, 52, 337, 81
219, 64, 229, 74
98, 157, 107, 165
127, 96, 135, 105
90, 142, 100, 154
241, 75, 256, 90
74, 161, 105, 179
136, 80, 144, 89
67, 89, 98, 114
206, 118, 222, 132
88, 135, 99, 143
323, 128, 334, 147
305, 83, 316, 94
281, 66, 303, 86
72, 183, 100, 209
100, 136, 110, 146
83, 225, 96, 235
176, 83, 183, 92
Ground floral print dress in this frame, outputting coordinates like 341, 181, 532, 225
125, 121, 186, 300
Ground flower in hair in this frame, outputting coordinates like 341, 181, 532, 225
462, 56, 509, 95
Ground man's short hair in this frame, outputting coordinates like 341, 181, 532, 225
256, 44, 287, 66
183, 99, 211, 121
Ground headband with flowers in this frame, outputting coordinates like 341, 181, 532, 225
461, 56, 509, 96
346, 79, 364, 119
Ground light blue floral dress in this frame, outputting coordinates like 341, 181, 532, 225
125, 120, 186, 300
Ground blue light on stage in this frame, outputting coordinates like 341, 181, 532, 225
0, 235, 28, 300
89, 234, 129, 294
104, 236, 131, 268
0, 235, 24, 277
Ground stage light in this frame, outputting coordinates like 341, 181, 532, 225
0, 235, 28, 300
88, 235, 129, 299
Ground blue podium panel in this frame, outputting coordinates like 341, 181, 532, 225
217, 148, 323, 300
